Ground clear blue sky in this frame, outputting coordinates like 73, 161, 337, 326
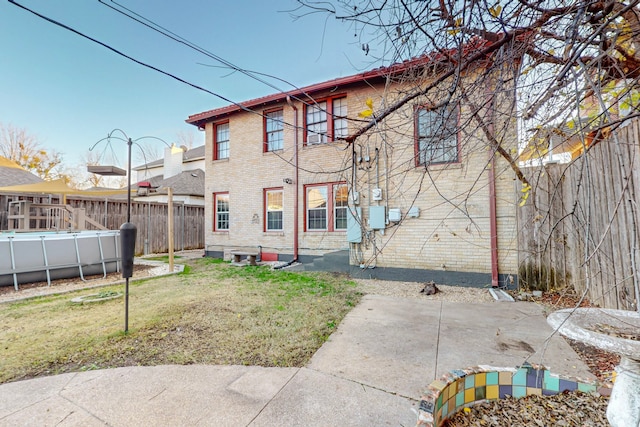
0, 0, 373, 170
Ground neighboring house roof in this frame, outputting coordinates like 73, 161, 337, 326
186, 37, 494, 127
520, 118, 602, 163
133, 145, 205, 171
0, 156, 43, 187
134, 169, 204, 197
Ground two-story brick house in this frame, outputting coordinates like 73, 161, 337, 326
187, 45, 519, 287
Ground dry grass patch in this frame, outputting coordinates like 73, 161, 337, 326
0, 259, 360, 384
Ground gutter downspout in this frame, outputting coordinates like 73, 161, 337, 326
286, 96, 299, 261
486, 90, 499, 288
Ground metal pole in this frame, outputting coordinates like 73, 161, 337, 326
125, 277, 129, 332
125, 137, 132, 333
127, 138, 132, 224
168, 187, 174, 272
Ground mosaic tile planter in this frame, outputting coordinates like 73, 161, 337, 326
417, 364, 612, 427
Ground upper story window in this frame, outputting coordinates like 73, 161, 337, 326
305, 96, 347, 144
415, 104, 459, 166
214, 122, 229, 160
264, 188, 283, 231
305, 182, 347, 231
214, 192, 229, 231
332, 97, 348, 140
264, 110, 284, 152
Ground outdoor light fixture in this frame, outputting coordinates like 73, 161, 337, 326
89, 130, 170, 333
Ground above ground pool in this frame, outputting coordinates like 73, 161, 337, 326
0, 230, 121, 290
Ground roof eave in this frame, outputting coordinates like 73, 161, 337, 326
185, 68, 391, 127
185, 37, 495, 127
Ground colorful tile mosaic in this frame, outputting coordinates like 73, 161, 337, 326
416, 364, 612, 427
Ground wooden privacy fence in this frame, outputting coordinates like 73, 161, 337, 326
66, 197, 205, 255
517, 120, 640, 310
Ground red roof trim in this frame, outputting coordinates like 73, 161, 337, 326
185, 37, 494, 126
186, 70, 386, 126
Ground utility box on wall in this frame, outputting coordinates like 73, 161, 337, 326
388, 208, 401, 222
346, 207, 362, 243
369, 206, 386, 230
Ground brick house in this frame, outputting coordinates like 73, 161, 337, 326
187, 48, 519, 287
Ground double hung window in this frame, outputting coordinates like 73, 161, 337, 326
416, 105, 459, 165
214, 122, 229, 160
264, 188, 283, 231
214, 192, 229, 231
305, 183, 347, 231
305, 96, 347, 144
265, 110, 284, 152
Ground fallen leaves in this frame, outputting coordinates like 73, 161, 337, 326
443, 391, 609, 426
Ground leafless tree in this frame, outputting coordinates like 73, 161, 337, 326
295, 0, 640, 309
83, 150, 107, 189
175, 129, 200, 150
133, 141, 162, 165
0, 122, 63, 180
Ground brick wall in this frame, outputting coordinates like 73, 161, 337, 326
201, 75, 519, 281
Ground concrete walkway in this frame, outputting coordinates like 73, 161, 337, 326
0, 296, 593, 426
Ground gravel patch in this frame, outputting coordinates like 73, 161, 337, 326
353, 279, 496, 303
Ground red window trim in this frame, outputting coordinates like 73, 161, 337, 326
213, 191, 229, 232
303, 181, 347, 232
414, 104, 461, 167
263, 108, 284, 153
303, 94, 347, 144
212, 121, 230, 161
263, 187, 284, 232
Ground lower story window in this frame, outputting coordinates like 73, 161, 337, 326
305, 183, 347, 231
214, 192, 229, 231
334, 184, 348, 230
265, 188, 283, 231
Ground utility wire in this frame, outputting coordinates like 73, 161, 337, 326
100, 0, 321, 109
10, 0, 367, 145
8, 0, 361, 181
7, 0, 298, 127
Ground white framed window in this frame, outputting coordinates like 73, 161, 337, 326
305, 182, 347, 231
333, 97, 348, 140
416, 105, 459, 165
333, 184, 348, 230
306, 101, 328, 144
305, 96, 347, 144
215, 122, 229, 160
214, 192, 229, 231
306, 185, 327, 230
264, 188, 283, 231
265, 110, 284, 152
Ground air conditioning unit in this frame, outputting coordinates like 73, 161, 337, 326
307, 133, 325, 144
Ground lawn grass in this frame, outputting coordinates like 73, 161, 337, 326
0, 258, 361, 384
